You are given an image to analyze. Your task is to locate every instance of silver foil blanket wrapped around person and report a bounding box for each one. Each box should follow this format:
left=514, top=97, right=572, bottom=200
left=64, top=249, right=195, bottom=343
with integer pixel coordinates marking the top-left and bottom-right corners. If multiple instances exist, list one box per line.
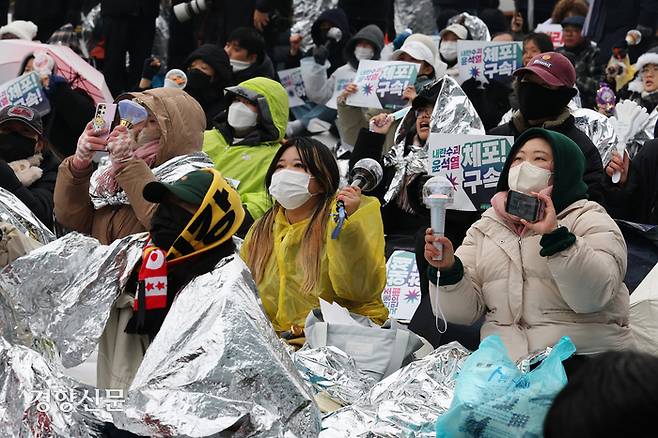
left=89, top=152, right=214, bottom=210
left=292, top=345, right=377, bottom=408
left=0, top=336, right=108, bottom=437
left=0, top=186, right=55, bottom=244
left=0, top=232, right=145, bottom=368
left=383, top=75, right=485, bottom=206
left=0, top=235, right=321, bottom=436
left=317, top=342, right=471, bottom=437
left=110, top=254, right=321, bottom=437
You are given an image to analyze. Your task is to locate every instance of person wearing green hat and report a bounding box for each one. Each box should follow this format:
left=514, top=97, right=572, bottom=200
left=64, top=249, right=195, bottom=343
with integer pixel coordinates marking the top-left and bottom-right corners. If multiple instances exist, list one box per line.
left=98, top=167, right=245, bottom=391
left=423, top=128, right=631, bottom=363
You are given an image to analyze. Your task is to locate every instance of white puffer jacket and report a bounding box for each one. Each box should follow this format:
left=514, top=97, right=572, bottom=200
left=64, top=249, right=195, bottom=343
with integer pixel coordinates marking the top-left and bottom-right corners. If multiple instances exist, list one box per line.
left=429, top=199, right=633, bottom=360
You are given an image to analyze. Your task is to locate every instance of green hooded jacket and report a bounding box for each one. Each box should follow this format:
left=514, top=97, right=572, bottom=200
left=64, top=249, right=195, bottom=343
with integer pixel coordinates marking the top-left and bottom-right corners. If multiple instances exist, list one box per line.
left=203, top=77, right=289, bottom=219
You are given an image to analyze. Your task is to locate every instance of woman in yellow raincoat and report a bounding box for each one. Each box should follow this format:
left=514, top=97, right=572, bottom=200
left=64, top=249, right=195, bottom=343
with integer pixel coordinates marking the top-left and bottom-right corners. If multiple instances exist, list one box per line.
left=241, top=137, right=388, bottom=335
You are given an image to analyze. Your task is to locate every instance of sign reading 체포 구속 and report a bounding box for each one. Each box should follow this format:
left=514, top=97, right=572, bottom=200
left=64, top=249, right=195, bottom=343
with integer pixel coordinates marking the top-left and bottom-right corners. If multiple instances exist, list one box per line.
left=457, top=40, right=523, bottom=85
left=428, top=133, right=514, bottom=212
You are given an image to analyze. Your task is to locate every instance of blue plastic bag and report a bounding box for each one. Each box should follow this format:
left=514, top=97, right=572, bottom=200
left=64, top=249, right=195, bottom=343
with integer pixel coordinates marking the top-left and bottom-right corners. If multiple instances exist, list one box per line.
left=436, top=335, right=576, bottom=438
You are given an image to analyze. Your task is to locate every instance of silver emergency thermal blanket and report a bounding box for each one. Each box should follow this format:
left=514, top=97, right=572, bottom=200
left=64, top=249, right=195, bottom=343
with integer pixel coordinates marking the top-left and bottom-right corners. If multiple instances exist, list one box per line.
left=383, top=75, right=485, bottom=205
left=319, top=342, right=470, bottom=437
left=89, top=152, right=214, bottom=210
left=0, top=186, right=54, bottom=244
left=0, top=235, right=321, bottom=436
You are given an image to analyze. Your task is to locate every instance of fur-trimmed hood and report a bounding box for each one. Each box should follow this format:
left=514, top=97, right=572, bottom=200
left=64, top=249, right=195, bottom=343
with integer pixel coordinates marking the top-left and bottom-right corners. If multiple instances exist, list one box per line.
left=628, top=52, right=658, bottom=93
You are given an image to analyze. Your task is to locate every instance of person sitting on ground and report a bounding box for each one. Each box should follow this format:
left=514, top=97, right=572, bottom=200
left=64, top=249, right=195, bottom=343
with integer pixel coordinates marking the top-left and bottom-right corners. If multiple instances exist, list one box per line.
left=241, top=137, right=388, bottom=339
left=0, top=105, right=59, bottom=228
left=104, top=168, right=245, bottom=390
left=425, top=128, right=631, bottom=363
left=286, top=24, right=384, bottom=138
left=438, top=23, right=469, bottom=79
left=54, top=88, right=207, bottom=244
left=203, top=77, right=288, bottom=229
left=181, top=45, right=233, bottom=129
left=544, top=350, right=658, bottom=438
left=225, top=27, right=276, bottom=84
left=556, top=15, right=602, bottom=109
left=338, top=34, right=446, bottom=150
left=286, top=7, right=351, bottom=76
left=490, top=52, right=607, bottom=207
left=619, top=47, right=658, bottom=114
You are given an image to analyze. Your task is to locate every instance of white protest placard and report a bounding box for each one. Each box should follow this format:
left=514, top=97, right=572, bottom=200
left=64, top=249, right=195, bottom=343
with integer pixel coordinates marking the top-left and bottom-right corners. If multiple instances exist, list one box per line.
left=382, top=250, right=421, bottom=322
left=278, top=67, right=307, bottom=108
left=535, top=23, right=564, bottom=48
left=326, top=68, right=355, bottom=109
left=428, top=133, right=514, bottom=212
left=0, top=71, right=50, bottom=115
left=457, top=40, right=523, bottom=85
left=346, top=60, right=418, bottom=110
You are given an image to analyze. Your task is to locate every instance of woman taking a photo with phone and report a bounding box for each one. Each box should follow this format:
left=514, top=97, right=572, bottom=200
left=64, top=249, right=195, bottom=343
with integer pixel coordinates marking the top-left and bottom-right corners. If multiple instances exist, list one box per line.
left=424, top=128, right=631, bottom=365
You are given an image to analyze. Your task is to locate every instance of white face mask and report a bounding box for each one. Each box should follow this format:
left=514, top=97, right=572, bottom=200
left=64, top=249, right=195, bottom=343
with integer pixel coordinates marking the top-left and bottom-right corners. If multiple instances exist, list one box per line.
left=440, top=41, right=458, bottom=62
left=230, top=59, right=251, bottom=72
left=269, top=169, right=313, bottom=210
left=354, top=46, right=374, bottom=61
left=227, top=101, right=258, bottom=130
left=508, top=161, right=553, bottom=194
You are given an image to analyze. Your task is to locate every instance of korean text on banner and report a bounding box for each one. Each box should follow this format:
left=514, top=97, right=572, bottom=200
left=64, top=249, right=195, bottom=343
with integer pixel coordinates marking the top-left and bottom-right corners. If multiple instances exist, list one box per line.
left=346, top=60, right=419, bottom=110
left=535, top=23, right=564, bottom=48
left=382, top=250, right=422, bottom=322
left=457, top=40, right=523, bottom=85
left=0, top=71, right=50, bottom=116
left=428, top=133, right=514, bottom=212
left=278, top=67, right=307, bottom=108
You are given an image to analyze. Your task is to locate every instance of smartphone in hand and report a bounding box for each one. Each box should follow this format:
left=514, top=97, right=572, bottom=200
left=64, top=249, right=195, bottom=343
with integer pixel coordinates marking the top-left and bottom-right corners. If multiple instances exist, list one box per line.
left=91, top=103, right=117, bottom=147
left=506, top=190, right=545, bottom=223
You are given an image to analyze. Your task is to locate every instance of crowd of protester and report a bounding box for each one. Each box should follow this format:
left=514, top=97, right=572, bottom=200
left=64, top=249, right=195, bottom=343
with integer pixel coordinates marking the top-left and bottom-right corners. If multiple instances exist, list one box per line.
left=2, top=0, right=658, bottom=434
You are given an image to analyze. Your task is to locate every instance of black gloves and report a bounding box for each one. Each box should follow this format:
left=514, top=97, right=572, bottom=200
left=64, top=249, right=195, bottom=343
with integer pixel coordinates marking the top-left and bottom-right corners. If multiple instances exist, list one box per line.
left=141, top=57, right=161, bottom=80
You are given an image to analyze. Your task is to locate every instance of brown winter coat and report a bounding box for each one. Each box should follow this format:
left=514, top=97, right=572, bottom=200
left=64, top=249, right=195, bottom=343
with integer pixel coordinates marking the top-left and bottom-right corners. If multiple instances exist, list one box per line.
left=54, top=88, right=206, bottom=244
left=430, top=200, right=633, bottom=361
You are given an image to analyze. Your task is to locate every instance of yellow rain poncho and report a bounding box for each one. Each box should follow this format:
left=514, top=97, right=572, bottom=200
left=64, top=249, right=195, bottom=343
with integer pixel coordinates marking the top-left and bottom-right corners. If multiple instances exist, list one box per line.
left=241, top=195, right=389, bottom=332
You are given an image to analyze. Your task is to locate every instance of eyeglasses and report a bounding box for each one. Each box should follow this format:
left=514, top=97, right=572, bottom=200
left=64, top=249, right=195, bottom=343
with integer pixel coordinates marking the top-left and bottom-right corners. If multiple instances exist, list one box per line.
left=414, top=108, right=432, bottom=118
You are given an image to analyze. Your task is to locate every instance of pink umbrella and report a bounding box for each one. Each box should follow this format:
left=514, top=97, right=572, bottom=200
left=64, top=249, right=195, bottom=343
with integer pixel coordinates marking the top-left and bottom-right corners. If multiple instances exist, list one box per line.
left=0, top=39, right=113, bottom=104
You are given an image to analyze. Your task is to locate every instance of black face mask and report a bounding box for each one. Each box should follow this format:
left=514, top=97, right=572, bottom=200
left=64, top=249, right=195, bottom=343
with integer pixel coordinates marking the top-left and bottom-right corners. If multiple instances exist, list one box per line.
left=150, top=202, right=195, bottom=250
left=0, top=132, right=37, bottom=162
left=517, top=81, right=575, bottom=121
left=186, top=69, right=216, bottom=106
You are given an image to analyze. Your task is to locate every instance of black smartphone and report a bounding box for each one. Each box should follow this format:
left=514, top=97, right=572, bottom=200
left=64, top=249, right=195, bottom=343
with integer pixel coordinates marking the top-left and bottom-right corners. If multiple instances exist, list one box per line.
left=506, top=190, right=545, bottom=223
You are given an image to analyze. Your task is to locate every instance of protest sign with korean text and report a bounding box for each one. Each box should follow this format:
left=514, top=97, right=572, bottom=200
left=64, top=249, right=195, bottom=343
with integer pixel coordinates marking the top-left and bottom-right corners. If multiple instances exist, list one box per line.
left=457, top=40, right=523, bottom=84
left=535, top=23, right=564, bottom=48
left=428, top=133, right=514, bottom=211
left=346, top=60, right=419, bottom=110
left=0, top=72, right=50, bottom=115
left=326, top=68, right=355, bottom=109
left=382, top=250, right=421, bottom=322
left=278, top=67, right=307, bottom=108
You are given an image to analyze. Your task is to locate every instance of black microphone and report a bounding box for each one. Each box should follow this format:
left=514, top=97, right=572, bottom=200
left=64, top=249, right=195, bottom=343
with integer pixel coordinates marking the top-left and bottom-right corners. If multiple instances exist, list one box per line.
left=314, top=27, right=343, bottom=65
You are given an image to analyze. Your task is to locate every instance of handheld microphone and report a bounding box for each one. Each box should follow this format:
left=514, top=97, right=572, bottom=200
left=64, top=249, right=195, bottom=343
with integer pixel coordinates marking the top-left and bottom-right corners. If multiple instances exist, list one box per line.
left=332, top=158, right=383, bottom=239
left=423, top=175, right=455, bottom=260
left=325, top=27, right=343, bottom=47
